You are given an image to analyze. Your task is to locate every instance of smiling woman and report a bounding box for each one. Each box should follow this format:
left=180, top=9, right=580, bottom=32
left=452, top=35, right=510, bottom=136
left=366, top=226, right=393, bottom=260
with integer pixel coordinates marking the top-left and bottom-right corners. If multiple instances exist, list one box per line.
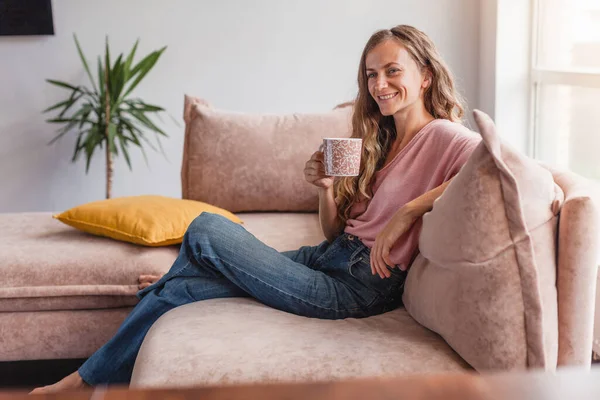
left=366, top=42, right=427, bottom=118
left=31, top=25, right=482, bottom=393
left=335, top=25, right=474, bottom=278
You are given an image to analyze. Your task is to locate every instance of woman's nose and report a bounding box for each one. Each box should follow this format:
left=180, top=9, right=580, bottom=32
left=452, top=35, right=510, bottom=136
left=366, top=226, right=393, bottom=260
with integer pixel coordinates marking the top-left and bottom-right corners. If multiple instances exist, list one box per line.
left=375, top=77, right=388, bottom=90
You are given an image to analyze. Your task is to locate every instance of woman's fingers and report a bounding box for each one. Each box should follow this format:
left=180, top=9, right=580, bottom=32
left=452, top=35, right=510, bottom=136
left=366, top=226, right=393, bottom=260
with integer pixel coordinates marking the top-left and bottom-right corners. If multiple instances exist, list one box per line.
left=372, top=241, right=385, bottom=279
left=371, top=239, right=392, bottom=279
left=370, top=255, right=376, bottom=276
left=138, top=282, right=152, bottom=290
left=304, top=160, right=325, bottom=175
left=378, top=249, right=389, bottom=278
left=306, top=160, right=325, bottom=172
left=382, top=247, right=393, bottom=270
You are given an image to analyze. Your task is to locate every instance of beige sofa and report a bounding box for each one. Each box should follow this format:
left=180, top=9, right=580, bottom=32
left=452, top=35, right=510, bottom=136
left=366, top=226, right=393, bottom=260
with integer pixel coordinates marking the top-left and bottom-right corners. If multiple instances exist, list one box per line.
left=1, top=99, right=598, bottom=387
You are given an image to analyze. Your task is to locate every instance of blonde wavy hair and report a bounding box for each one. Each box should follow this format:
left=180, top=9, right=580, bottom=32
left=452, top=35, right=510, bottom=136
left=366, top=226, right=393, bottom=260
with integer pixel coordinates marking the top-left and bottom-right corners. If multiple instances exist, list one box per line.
left=335, top=25, right=466, bottom=224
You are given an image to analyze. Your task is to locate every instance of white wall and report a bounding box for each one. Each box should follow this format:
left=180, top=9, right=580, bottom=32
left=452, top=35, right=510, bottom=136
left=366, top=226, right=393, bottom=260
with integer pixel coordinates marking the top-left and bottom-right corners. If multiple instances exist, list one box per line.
left=0, top=0, right=481, bottom=213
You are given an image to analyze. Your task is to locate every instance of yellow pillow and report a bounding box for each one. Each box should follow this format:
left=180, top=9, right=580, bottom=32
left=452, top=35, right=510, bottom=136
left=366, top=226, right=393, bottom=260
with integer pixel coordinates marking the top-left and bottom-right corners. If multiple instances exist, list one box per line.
left=53, top=195, right=243, bottom=246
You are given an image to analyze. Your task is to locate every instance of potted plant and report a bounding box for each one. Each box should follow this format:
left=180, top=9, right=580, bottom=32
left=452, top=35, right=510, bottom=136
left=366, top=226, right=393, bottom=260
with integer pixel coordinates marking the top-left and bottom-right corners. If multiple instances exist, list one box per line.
left=44, top=34, right=168, bottom=199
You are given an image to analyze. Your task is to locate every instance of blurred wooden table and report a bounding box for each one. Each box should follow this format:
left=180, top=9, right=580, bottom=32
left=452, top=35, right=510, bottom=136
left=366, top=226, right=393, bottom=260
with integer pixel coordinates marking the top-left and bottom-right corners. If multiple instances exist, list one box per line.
left=3, top=366, right=599, bottom=400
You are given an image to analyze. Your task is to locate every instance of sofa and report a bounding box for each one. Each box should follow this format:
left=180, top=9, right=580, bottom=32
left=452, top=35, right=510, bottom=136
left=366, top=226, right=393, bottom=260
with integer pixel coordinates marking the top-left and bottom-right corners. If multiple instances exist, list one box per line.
left=1, top=97, right=599, bottom=388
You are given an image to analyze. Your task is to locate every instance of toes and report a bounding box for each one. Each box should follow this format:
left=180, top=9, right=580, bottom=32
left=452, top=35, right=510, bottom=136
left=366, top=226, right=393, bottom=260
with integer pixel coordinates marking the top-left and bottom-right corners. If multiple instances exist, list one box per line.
left=138, top=275, right=159, bottom=283
left=29, top=386, right=49, bottom=395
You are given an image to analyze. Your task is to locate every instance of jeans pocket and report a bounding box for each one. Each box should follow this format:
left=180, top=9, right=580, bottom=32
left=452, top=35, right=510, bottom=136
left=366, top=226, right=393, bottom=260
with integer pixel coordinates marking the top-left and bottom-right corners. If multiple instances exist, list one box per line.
left=344, top=256, right=380, bottom=308
left=348, top=257, right=406, bottom=303
left=313, top=235, right=345, bottom=268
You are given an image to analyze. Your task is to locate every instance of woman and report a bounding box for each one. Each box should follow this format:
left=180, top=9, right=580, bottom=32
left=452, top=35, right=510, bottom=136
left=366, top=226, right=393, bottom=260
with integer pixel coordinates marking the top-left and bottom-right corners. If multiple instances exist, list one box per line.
left=31, top=24, right=480, bottom=393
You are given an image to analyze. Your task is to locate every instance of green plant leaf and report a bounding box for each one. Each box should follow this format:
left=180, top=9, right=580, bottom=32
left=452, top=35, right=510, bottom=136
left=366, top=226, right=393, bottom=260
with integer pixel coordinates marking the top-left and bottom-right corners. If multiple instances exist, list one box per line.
left=43, top=96, right=75, bottom=113
left=110, top=54, right=124, bottom=104
left=107, top=122, right=118, bottom=154
left=123, top=39, right=139, bottom=82
left=74, top=126, right=99, bottom=161
left=104, top=36, right=111, bottom=112
left=82, top=129, right=104, bottom=173
left=46, top=117, right=77, bottom=124
left=73, top=34, right=98, bottom=93
left=46, top=80, right=100, bottom=110
left=71, top=127, right=92, bottom=162
left=121, top=46, right=166, bottom=100
left=119, top=116, right=141, bottom=134
left=46, top=79, right=80, bottom=92
left=47, top=104, right=96, bottom=144
left=124, top=99, right=164, bottom=113
left=44, top=37, right=169, bottom=176
left=58, top=91, right=85, bottom=118
left=128, top=110, right=167, bottom=136
left=97, top=56, right=105, bottom=97
left=104, top=36, right=111, bottom=78
left=78, top=103, right=95, bottom=129
left=121, top=117, right=158, bottom=152
left=117, top=128, right=132, bottom=170
left=138, top=104, right=164, bottom=112
left=48, top=128, right=72, bottom=145
left=47, top=119, right=81, bottom=144
left=121, top=122, right=149, bottom=166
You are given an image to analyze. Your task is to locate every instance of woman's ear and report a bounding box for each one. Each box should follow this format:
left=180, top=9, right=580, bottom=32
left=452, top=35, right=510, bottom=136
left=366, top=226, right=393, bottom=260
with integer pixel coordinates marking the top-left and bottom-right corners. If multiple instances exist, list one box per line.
left=422, top=71, right=432, bottom=89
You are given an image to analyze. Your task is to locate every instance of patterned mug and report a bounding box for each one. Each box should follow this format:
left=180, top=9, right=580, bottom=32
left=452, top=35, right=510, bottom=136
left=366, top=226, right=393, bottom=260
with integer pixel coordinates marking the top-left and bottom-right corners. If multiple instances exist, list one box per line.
left=320, top=138, right=362, bottom=176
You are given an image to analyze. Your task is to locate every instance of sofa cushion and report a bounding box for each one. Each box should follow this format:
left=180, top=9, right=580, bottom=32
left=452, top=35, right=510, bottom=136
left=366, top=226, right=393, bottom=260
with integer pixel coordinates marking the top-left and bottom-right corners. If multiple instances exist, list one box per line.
left=181, top=95, right=353, bottom=212
left=0, top=212, right=179, bottom=312
left=54, top=195, right=243, bottom=247
left=403, top=110, right=563, bottom=371
left=130, top=298, right=470, bottom=388
left=0, top=212, right=324, bottom=313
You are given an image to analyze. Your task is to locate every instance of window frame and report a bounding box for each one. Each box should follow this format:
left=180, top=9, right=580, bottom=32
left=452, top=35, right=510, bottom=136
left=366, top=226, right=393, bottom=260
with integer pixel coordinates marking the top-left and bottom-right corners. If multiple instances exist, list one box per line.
left=529, top=0, right=600, bottom=160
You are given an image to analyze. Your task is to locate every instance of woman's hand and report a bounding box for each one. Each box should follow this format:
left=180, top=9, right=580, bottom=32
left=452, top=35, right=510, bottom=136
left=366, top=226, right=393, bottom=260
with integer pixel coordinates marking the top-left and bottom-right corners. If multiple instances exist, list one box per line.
left=138, top=274, right=162, bottom=290
left=304, top=150, right=334, bottom=189
left=370, top=206, right=419, bottom=278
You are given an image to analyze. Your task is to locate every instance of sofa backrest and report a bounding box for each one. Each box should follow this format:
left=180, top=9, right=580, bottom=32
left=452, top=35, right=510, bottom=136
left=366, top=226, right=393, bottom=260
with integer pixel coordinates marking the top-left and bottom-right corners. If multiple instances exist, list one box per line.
left=549, top=168, right=600, bottom=366
left=180, top=95, right=353, bottom=213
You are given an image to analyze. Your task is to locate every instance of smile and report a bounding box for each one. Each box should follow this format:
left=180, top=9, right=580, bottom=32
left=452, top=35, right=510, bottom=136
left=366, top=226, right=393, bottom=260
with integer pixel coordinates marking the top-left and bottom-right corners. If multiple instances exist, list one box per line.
left=378, top=93, right=398, bottom=101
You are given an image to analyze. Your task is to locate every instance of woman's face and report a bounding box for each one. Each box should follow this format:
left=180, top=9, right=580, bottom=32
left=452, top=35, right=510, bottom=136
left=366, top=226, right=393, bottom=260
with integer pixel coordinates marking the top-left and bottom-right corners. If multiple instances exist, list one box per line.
left=365, top=40, right=429, bottom=117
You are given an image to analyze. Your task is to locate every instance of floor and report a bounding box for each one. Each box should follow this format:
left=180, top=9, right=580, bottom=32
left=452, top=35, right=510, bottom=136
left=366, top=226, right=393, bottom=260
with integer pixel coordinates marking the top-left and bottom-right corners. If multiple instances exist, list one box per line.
left=0, top=358, right=86, bottom=392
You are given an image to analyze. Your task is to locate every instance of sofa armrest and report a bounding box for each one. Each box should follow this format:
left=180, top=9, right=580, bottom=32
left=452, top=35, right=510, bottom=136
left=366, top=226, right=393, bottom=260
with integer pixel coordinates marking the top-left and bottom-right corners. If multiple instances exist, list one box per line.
left=550, top=168, right=600, bottom=366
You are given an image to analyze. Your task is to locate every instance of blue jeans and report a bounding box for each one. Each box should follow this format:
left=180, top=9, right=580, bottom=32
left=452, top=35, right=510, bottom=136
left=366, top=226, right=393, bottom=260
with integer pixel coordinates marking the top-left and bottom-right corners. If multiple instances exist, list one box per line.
left=78, top=213, right=407, bottom=385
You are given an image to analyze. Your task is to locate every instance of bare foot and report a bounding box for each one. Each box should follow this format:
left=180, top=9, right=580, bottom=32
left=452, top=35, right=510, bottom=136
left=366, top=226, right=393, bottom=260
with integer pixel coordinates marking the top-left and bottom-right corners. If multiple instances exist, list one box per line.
left=29, top=370, right=89, bottom=394
left=138, top=274, right=162, bottom=290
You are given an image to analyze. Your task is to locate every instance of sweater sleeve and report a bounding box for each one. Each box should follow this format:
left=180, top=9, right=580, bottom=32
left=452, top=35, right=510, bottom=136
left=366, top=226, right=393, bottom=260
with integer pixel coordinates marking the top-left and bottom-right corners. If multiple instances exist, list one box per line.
left=443, top=136, right=482, bottom=181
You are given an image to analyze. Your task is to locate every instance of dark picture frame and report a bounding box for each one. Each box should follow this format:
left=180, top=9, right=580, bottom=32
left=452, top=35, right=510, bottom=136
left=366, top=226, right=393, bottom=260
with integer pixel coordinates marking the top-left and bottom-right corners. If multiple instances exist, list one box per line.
left=0, top=0, right=54, bottom=36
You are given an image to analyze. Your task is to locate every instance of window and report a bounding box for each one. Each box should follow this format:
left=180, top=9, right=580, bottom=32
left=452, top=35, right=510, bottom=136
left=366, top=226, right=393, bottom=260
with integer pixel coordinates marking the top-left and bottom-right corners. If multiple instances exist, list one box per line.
left=531, top=0, right=600, bottom=181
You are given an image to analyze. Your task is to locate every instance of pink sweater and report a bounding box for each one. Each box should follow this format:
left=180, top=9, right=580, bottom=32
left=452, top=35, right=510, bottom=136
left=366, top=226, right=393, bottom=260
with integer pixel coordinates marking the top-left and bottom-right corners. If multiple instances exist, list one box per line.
left=344, top=118, right=481, bottom=270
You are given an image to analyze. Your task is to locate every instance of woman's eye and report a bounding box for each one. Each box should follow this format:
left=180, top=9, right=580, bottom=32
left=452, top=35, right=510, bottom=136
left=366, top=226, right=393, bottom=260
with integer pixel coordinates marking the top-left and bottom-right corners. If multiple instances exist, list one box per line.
left=367, top=73, right=376, bottom=79
left=388, top=68, right=399, bottom=74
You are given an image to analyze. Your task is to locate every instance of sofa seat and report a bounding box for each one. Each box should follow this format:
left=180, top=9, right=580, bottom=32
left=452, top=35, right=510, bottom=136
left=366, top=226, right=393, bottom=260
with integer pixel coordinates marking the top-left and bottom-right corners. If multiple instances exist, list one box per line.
left=0, top=212, right=180, bottom=313
left=131, top=298, right=470, bottom=388
left=0, top=212, right=324, bottom=313
left=0, top=211, right=325, bottom=361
